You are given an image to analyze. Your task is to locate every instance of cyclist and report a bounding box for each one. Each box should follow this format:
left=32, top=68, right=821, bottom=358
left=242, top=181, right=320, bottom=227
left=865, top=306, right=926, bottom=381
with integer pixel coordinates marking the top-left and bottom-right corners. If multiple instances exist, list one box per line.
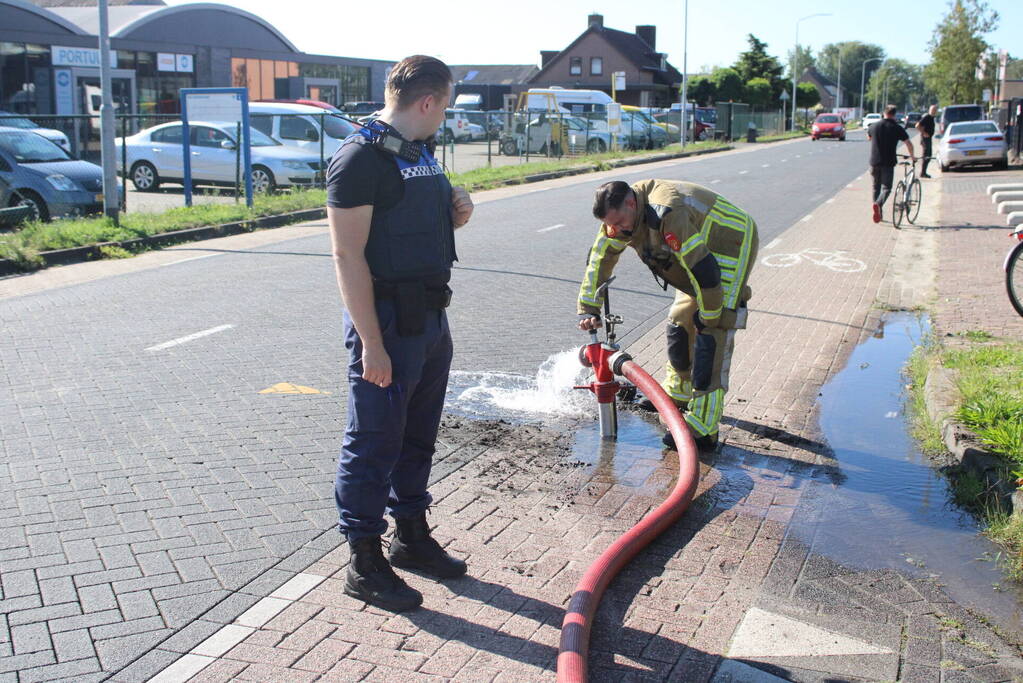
left=867, top=104, right=915, bottom=223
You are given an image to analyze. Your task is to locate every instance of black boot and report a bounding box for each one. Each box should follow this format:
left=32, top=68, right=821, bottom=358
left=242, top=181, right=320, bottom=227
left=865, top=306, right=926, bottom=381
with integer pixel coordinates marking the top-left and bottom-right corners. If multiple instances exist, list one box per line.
left=662, top=429, right=719, bottom=452
left=389, top=513, right=467, bottom=579
left=344, top=536, right=422, bottom=612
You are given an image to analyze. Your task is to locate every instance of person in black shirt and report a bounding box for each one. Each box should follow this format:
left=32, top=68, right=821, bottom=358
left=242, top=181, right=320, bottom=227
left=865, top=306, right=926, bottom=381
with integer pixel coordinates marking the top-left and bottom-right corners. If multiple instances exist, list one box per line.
left=916, top=104, right=937, bottom=178
left=867, top=104, right=915, bottom=223
left=327, top=55, right=473, bottom=612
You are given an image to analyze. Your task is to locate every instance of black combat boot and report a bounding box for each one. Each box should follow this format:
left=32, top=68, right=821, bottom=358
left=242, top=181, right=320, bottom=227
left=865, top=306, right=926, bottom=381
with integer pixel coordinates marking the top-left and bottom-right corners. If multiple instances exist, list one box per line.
left=662, top=429, right=718, bottom=452
left=344, top=536, right=422, bottom=612
left=388, top=513, right=467, bottom=580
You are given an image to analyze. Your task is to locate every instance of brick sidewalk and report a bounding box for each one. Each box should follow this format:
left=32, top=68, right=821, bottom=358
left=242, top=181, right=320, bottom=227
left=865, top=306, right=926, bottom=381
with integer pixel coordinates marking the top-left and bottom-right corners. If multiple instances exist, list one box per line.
left=134, top=168, right=1023, bottom=682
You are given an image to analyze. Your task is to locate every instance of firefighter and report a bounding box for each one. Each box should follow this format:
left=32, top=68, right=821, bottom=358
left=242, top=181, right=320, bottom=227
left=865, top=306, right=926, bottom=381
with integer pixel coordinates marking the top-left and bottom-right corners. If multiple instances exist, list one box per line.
left=577, top=180, right=758, bottom=450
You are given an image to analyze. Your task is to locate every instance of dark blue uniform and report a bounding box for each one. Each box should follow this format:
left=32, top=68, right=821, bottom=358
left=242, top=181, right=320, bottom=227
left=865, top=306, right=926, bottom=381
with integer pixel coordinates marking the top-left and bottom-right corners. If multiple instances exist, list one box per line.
left=327, top=122, right=456, bottom=541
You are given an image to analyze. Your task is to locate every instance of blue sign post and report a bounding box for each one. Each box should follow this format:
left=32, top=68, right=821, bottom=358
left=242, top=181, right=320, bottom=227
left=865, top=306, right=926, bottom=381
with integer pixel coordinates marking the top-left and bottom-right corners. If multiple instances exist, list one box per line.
left=179, top=88, right=252, bottom=208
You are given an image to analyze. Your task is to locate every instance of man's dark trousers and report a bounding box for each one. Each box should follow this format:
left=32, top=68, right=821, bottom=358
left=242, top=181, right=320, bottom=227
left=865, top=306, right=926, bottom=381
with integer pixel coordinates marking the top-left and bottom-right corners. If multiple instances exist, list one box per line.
left=920, top=137, right=932, bottom=175
left=335, top=299, right=452, bottom=541
left=871, top=165, right=895, bottom=207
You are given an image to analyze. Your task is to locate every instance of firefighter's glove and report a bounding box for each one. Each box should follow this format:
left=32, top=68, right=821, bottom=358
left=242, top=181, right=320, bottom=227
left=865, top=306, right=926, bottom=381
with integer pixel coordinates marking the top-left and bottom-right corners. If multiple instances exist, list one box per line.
left=692, top=311, right=720, bottom=332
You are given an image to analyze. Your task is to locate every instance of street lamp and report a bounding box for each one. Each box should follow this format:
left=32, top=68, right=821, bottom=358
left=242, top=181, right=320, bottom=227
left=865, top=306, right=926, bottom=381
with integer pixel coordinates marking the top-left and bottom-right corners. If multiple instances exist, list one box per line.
left=680, top=0, right=688, bottom=149
left=792, top=13, right=831, bottom=132
left=859, top=57, right=883, bottom=118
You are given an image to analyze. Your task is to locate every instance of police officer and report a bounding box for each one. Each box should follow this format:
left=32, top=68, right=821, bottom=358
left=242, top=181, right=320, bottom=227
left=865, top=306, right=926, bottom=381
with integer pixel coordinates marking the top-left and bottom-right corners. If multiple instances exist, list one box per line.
left=327, top=55, right=473, bottom=612
left=577, top=180, right=758, bottom=451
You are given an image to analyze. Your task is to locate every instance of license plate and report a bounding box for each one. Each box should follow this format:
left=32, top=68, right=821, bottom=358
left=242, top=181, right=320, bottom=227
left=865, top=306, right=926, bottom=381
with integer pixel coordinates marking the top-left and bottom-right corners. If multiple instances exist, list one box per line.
left=965, top=150, right=985, bottom=156
left=94, top=193, right=104, bottom=201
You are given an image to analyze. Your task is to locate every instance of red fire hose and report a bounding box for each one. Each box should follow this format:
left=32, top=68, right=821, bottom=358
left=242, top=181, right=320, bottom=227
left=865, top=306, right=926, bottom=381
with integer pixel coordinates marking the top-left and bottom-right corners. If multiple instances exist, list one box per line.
left=557, top=352, right=701, bottom=683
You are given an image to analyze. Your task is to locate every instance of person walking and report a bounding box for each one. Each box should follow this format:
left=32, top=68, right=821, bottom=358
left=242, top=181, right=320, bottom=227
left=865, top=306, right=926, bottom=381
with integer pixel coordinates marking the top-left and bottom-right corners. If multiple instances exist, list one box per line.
left=916, top=104, right=937, bottom=178
left=576, top=179, right=758, bottom=452
left=867, top=104, right=915, bottom=223
left=326, top=55, right=474, bottom=612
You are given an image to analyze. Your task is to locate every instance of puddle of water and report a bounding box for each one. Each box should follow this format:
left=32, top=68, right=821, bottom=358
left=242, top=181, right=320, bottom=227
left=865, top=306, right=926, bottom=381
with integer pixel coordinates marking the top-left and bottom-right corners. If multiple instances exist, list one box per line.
left=813, top=311, right=1023, bottom=632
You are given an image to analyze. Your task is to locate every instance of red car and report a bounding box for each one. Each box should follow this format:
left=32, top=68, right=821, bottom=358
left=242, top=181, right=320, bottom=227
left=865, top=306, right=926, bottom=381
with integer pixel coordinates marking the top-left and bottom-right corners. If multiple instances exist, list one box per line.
left=811, top=113, right=845, bottom=141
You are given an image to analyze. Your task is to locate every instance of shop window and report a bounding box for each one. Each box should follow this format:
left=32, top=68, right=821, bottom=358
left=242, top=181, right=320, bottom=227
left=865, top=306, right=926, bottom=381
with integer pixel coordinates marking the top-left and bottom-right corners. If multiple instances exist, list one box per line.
left=570, top=57, right=582, bottom=76
left=1, top=42, right=29, bottom=113
left=591, top=57, right=602, bottom=76
left=117, top=50, right=135, bottom=70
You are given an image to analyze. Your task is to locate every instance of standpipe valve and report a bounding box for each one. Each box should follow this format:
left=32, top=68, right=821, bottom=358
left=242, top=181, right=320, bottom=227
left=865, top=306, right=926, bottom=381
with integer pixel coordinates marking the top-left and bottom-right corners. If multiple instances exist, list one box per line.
left=574, top=278, right=631, bottom=439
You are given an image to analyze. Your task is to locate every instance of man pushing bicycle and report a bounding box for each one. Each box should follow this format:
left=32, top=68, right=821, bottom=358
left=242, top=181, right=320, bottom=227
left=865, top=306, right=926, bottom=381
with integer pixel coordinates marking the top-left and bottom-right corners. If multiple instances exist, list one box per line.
left=867, top=105, right=915, bottom=224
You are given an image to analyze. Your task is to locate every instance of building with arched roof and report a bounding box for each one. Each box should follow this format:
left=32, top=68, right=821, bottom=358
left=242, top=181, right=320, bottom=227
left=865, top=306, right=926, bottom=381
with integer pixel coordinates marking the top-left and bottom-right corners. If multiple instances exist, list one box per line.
left=0, top=0, right=393, bottom=117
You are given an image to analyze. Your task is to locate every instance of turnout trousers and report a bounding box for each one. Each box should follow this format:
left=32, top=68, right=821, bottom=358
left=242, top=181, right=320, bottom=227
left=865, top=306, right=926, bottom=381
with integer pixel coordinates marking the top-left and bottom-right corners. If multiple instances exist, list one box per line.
left=662, top=212, right=758, bottom=438
left=335, top=299, right=453, bottom=541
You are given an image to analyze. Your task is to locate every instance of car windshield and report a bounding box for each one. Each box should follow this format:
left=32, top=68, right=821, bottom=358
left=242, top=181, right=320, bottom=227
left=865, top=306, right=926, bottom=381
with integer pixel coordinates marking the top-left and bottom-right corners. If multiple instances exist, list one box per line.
left=817, top=115, right=840, bottom=123
left=0, top=130, right=71, bottom=162
left=948, top=122, right=999, bottom=135
left=0, top=114, right=39, bottom=130
left=323, top=115, right=355, bottom=139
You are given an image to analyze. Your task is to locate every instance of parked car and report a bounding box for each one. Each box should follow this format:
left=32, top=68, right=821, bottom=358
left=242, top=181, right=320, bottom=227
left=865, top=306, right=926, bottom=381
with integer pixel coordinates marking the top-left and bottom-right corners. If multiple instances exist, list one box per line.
left=0, top=127, right=118, bottom=221
left=938, top=104, right=985, bottom=136
left=115, top=120, right=321, bottom=193
left=904, top=112, right=922, bottom=129
left=0, top=175, right=33, bottom=227
left=438, top=109, right=472, bottom=143
left=501, top=115, right=625, bottom=156
left=861, top=113, right=882, bottom=130
left=936, top=120, right=1008, bottom=172
left=622, top=106, right=669, bottom=149
left=248, top=102, right=357, bottom=158
left=465, top=122, right=487, bottom=142
left=0, top=110, right=71, bottom=152
left=811, top=113, right=845, bottom=141
left=342, top=101, right=385, bottom=115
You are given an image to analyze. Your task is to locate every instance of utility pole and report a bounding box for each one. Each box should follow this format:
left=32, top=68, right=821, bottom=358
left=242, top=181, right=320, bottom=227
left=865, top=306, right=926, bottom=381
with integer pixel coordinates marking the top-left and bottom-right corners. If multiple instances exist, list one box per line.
left=680, top=0, right=688, bottom=149
left=98, top=0, right=118, bottom=224
left=859, top=57, right=883, bottom=118
left=836, top=49, right=842, bottom=111
left=792, top=13, right=831, bottom=132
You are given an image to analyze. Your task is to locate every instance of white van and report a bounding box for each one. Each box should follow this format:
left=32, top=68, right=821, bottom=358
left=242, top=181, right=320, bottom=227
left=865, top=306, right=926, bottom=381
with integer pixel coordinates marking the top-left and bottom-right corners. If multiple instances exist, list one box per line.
left=525, top=88, right=613, bottom=114
left=247, top=102, right=357, bottom=157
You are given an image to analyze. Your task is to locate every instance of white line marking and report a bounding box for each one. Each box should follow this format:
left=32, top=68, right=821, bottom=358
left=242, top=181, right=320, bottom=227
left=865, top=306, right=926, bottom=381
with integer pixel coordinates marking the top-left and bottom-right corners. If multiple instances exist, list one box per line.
left=537, top=223, right=566, bottom=233
left=764, top=238, right=781, bottom=250
left=826, top=198, right=836, bottom=204
left=711, top=179, right=721, bottom=184
left=161, top=253, right=219, bottom=267
left=236, top=596, right=290, bottom=628
left=145, top=324, right=234, bottom=352
left=192, top=625, right=254, bottom=657
left=885, top=411, right=898, bottom=419
left=739, top=170, right=749, bottom=175
left=761, top=164, right=770, bottom=168
left=801, top=215, right=813, bottom=222
left=270, top=573, right=326, bottom=601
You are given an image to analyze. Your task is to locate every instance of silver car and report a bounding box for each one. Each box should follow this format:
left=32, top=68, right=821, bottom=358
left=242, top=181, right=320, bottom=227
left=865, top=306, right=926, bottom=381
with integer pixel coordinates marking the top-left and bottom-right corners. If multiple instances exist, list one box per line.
left=0, top=111, right=71, bottom=152
left=116, top=120, right=322, bottom=193
left=936, top=120, right=1008, bottom=172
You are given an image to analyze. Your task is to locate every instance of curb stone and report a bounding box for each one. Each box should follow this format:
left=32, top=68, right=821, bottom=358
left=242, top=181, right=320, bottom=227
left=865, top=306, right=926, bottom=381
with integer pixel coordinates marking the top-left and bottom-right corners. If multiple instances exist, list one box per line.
left=922, top=364, right=1020, bottom=509
left=0, top=145, right=735, bottom=277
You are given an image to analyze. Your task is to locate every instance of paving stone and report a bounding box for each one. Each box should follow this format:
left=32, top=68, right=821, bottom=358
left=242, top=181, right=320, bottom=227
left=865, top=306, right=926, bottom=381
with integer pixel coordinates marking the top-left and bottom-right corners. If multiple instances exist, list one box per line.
left=11, top=622, right=52, bottom=654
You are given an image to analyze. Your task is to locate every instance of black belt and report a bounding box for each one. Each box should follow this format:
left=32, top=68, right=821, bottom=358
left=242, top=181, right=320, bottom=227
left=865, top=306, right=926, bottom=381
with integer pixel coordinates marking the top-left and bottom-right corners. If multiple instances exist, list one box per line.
left=374, top=282, right=452, bottom=310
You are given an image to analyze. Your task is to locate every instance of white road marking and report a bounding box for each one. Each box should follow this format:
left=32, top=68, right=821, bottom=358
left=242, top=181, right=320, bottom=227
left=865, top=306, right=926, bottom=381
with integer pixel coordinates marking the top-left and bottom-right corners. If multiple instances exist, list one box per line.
left=739, top=170, right=749, bottom=175
left=161, top=253, right=220, bottom=267
left=537, top=223, right=566, bottom=233
left=801, top=214, right=813, bottom=222
left=764, top=238, right=781, bottom=250
left=761, top=164, right=770, bottom=168
left=145, top=324, right=234, bottom=352
left=711, top=179, right=721, bottom=184
left=826, top=198, right=836, bottom=204
left=885, top=411, right=898, bottom=418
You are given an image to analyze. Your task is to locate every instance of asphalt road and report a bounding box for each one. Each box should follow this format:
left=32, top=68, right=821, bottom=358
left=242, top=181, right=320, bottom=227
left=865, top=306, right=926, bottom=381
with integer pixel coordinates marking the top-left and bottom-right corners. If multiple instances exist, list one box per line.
left=0, top=130, right=874, bottom=679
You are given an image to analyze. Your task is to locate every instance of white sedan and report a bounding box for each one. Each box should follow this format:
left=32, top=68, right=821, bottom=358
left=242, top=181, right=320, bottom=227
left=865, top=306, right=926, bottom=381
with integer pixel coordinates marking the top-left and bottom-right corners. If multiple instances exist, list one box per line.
left=116, top=120, right=322, bottom=193
left=936, top=120, right=1008, bottom=172
left=860, top=113, right=882, bottom=130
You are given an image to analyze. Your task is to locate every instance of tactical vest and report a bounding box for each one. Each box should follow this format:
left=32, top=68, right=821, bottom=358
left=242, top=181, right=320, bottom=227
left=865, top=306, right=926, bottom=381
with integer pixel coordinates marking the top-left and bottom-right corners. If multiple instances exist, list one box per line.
left=341, top=123, right=457, bottom=283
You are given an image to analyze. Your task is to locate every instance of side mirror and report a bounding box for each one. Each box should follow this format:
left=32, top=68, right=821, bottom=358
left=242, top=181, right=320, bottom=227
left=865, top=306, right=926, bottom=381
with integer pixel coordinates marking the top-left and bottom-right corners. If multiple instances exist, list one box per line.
left=220, top=139, right=237, bottom=150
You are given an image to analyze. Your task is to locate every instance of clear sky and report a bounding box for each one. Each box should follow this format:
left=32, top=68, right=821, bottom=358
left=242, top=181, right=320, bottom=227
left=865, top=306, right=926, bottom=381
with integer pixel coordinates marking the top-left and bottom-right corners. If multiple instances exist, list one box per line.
left=166, top=0, right=1020, bottom=73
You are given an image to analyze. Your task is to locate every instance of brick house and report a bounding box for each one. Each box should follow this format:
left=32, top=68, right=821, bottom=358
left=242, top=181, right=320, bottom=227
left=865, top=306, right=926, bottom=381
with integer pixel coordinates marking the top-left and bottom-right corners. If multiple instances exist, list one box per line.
left=799, top=66, right=846, bottom=110
left=529, top=13, right=682, bottom=108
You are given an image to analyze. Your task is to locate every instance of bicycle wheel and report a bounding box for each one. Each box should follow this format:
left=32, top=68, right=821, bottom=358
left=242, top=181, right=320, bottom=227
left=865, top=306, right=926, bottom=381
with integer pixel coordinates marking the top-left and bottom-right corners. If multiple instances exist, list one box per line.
left=892, top=181, right=906, bottom=228
left=906, top=178, right=922, bottom=224
left=1007, top=241, right=1023, bottom=318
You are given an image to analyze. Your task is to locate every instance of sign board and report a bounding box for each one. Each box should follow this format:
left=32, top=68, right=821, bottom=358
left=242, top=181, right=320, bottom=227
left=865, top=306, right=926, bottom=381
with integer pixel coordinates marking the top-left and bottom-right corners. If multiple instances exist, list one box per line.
left=613, top=71, right=626, bottom=92
left=983, top=88, right=992, bottom=102
left=52, top=45, right=116, bottom=69
left=606, top=102, right=622, bottom=133
left=176, top=54, right=193, bottom=73
left=157, top=53, right=177, bottom=72
left=779, top=90, right=790, bottom=101
left=180, top=88, right=252, bottom=207
left=54, top=68, right=73, bottom=116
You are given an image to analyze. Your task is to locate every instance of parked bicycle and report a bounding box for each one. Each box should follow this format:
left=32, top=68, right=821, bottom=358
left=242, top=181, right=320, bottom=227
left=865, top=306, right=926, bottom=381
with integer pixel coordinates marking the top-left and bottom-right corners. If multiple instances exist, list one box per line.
left=891, top=154, right=925, bottom=228
left=1006, top=225, right=1023, bottom=318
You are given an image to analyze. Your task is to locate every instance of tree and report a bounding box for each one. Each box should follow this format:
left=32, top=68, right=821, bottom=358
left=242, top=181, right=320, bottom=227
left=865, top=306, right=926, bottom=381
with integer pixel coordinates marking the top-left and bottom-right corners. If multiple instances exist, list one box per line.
left=687, top=75, right=716, bottom=106
left=817, top=41, right=886, bottom=108
left=796, top=82, right=820, bottom=109
left=786, top=44, right=816, bottom=81
left=733, top=34, right=785, bottom=98
left=924, top=0, right=999, bottom=104
left=745, top=78, right=772, bottom=108
left=866, top=59, right=928, bottom=111
left=709, top=67, right=744, bottom=102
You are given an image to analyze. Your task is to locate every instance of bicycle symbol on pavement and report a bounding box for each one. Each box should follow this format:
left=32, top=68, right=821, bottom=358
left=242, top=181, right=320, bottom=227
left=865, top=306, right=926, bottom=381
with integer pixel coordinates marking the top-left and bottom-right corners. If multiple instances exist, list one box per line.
left=761, top=248, right=866, bottom=273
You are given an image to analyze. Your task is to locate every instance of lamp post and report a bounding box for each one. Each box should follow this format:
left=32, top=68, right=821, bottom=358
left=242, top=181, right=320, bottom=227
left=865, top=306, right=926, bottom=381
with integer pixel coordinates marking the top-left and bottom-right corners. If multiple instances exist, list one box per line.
left=836, top=49, right=841, bottom=111
left=859, top=57, right=883, bottom=118
left=792, top=13, right=831, bottom=132
left=680, top=0, right=688, bottom=149
left=98, top=0, right=118, bottom=224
